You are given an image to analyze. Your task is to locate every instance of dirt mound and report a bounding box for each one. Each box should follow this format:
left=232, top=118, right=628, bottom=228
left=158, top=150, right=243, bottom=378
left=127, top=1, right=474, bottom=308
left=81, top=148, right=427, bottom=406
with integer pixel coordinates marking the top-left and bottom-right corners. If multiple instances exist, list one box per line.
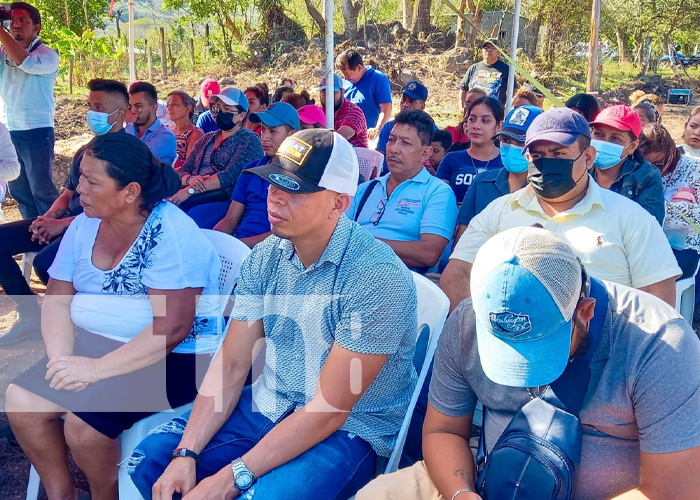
left=54, top=97, right=90, bottom=141
left=598, top=74, right=700, bottom=105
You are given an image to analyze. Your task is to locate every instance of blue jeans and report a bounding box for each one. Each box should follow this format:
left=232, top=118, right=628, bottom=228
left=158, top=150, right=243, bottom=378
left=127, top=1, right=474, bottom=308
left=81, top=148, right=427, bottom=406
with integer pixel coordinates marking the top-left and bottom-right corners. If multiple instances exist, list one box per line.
left=8, top=127, right=59, bottom=219
left=128, top=387, right=378, bottom=500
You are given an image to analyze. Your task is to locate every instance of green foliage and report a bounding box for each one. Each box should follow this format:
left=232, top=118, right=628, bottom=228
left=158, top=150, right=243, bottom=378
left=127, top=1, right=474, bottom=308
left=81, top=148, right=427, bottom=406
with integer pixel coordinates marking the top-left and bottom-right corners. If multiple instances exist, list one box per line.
left=33, top=0, right=108, bottom=42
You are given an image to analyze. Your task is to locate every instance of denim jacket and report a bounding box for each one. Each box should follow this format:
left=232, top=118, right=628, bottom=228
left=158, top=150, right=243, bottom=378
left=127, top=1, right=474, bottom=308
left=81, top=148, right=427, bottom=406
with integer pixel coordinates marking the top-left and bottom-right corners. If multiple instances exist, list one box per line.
left=594, top=152, right=665, bottom=226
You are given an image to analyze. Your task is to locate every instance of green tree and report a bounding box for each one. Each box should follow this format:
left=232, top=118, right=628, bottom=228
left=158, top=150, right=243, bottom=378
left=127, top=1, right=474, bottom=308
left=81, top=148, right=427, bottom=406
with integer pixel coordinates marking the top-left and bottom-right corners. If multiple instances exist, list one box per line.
left=33, top=0, right=108, bottom=41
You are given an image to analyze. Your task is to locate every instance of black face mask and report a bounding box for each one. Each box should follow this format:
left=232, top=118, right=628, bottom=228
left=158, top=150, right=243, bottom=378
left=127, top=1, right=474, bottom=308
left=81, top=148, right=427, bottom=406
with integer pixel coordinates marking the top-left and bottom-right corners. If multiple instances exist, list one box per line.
left=214, top=110, right=237, bottom=131
left=527, top=151, right=586, bottom=199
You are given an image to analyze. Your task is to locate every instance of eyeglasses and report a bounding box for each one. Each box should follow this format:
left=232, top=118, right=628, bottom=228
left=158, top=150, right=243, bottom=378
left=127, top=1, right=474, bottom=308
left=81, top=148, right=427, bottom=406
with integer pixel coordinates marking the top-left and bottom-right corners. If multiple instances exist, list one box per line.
left=370, top=199, right=387, bottom=226
left=211, top=103, right=240, bottom=114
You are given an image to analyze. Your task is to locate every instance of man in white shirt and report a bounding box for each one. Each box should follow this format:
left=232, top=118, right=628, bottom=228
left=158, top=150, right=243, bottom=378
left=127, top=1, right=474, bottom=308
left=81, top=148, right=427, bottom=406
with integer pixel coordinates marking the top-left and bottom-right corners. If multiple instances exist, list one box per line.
left=0, top=2, right=59, bottom=219
left=441, top=107, right=681, bottom=311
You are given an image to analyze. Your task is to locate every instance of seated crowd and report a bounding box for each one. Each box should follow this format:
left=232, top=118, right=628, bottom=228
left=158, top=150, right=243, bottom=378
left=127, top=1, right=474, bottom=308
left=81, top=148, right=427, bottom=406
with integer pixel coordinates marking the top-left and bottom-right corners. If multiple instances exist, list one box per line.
left=2, top=34, right=700, bottom=500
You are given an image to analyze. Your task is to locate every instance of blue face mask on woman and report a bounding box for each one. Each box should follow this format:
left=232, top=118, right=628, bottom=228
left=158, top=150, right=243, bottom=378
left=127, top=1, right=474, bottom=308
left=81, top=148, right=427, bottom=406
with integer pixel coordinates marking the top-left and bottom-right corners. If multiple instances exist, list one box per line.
left=591, top=139, right=627, bottom=169
left=87, top=109, right=119, bottom=135
left=500, top=143, right=529, bottom=173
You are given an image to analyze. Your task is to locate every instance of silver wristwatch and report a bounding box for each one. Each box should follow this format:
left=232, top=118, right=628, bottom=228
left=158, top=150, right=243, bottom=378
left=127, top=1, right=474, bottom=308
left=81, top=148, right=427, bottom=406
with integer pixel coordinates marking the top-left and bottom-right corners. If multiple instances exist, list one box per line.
left=231, top=458, right=254, bottom=491
left=187, top=187, right=196, bottom=196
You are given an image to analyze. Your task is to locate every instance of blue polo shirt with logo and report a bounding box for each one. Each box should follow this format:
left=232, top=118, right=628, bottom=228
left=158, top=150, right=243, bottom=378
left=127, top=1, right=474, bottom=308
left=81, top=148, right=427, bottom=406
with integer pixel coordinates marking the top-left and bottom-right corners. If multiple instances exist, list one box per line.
left=348, top=167, right=458, bottom=244
left=233, top=156, right=272, bottom=238
left=344, top=66, right=392, bottom=129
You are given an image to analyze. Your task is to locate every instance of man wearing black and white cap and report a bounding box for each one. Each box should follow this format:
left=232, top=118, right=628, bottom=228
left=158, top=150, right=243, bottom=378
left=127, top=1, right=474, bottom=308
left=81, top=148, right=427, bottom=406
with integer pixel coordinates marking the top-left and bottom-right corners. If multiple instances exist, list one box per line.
left=130, top=129, right=421, bottom=500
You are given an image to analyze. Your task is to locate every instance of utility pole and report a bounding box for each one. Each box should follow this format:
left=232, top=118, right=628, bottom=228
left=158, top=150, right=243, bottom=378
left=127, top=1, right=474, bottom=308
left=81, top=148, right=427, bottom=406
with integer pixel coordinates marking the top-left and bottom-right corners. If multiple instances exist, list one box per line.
left=586, top=0, right=601, bottom=92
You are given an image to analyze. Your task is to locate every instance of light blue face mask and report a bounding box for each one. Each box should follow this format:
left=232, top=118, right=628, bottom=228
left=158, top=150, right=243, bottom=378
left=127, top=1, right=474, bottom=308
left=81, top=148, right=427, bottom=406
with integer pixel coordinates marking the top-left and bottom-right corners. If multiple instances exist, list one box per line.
left=500, top=143, right=529, bottom=173
left=591, top=139, right=627, bottom=169
left=87, top=109, right=119, bottom=135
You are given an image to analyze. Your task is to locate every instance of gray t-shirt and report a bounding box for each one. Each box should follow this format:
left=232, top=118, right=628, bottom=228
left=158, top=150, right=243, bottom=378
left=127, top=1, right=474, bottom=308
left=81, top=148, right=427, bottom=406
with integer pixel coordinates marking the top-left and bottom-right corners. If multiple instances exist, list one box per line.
left=429, top=281, right=700, bottom=500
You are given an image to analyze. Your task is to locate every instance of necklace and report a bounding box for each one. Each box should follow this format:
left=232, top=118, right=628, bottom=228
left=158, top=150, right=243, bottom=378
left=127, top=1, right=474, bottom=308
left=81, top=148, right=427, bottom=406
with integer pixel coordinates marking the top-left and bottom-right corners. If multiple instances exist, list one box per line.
left=469, top=148, right=497, bottom=172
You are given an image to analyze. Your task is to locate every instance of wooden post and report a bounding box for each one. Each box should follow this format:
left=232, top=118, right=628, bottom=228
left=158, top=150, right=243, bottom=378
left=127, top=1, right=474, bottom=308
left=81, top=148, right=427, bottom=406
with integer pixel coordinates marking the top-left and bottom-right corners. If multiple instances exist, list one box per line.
left=68, top=57, right=73, bottom=95
left=147, top=46, right=153, bottom=81
left=159, top=27, right=167, bottom=77
left=205, top=24, right=210, bottom=46
left=188, top=38, right=195, bottom=68
left=586, top=0, right=601, bottom=92
left=168, top=40, right=175, bottom=73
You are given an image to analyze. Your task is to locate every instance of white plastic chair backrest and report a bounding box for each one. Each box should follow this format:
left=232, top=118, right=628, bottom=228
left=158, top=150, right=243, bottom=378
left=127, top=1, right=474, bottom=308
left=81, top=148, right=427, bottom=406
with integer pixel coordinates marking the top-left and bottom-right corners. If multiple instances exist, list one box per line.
left=384, top=272, right=450, bottom=473
left=355, top=147, right=383, bottom=182
left=201, top=229, right=251, bottom=310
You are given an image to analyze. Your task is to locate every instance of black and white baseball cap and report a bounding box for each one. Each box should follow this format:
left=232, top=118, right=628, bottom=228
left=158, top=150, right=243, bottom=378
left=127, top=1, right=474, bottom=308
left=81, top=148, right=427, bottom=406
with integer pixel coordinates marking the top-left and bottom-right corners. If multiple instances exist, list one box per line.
left=244, top=129, right=359, bottom=196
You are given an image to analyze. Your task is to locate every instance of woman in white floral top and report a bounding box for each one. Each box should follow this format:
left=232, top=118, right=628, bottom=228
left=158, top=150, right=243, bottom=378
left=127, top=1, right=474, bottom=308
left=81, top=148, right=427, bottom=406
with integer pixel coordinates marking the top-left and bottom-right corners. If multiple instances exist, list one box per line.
left=640, top=123, right=700, bottom=278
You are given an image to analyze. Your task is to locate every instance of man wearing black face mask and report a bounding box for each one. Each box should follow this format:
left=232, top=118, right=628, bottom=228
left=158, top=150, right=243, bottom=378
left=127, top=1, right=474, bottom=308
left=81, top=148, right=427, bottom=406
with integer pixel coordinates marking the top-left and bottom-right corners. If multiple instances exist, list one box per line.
left=441, top=107, right=681, bottom=311
left=173, top=87, right=263, bottom=228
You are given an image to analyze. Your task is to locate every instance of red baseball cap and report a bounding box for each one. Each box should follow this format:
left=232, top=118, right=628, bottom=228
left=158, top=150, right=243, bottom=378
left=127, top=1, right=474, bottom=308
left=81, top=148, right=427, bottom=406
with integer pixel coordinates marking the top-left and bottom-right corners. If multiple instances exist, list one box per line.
left=297, top=105, right=327, bottom=127
left=590, top=104, right=642, bottom=138
left=200, top=78, right=221, bottom=108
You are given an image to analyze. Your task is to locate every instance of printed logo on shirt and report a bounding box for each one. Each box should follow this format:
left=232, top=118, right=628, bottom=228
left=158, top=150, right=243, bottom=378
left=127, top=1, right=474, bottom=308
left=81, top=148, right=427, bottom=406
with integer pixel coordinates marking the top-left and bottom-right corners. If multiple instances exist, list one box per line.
left=397, top=198, right=421, bottom=208
left=489, top=311, right=533, bottom=337
left=269, top=173, right=300, bottom=191
left=471, top=70, right=504, bottom=99
left=276, top=137, right=312, bottom=166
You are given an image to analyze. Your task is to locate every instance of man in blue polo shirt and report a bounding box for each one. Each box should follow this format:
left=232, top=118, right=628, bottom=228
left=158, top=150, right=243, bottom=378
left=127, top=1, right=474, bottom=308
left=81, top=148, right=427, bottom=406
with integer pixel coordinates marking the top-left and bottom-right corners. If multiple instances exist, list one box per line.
left=213, top=102, right=299, bottom=247
left=349, top=110, right=457, bottom=273
left=377, top=81, right=435, bottom=174
left=126, top=81, right=177, bottom=165
left=336, top=49, right=393, bottom=139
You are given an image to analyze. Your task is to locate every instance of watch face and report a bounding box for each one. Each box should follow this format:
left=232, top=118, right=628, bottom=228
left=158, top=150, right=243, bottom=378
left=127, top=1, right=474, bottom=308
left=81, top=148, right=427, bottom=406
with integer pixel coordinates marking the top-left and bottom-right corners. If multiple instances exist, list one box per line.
left=188, top=187, right=196, bottom=195
left=236, top=471, right=254, bottom=489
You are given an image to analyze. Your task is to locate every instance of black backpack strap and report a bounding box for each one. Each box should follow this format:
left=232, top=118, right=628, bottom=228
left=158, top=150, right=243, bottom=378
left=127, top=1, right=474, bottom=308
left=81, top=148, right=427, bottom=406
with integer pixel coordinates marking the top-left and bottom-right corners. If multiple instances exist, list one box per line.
left=353, top=180, right=380, bottom=222
left=547, top=278, right=608, bottom=415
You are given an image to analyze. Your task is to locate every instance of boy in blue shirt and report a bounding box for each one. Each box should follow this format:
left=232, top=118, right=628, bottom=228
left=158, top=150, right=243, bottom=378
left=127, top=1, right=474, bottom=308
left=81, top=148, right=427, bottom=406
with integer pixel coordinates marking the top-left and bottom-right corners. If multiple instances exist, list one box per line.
left=336, top=49, right=393, bottom=139
left=213, top=102, right=300, bottom=246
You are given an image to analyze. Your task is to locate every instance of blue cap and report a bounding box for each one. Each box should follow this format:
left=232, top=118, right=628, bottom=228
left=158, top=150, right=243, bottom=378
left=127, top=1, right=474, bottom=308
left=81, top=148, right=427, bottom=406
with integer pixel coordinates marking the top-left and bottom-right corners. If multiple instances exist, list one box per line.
left=403, top=81, right=428, bottom=101
left=249, top=102, right=300, bottom=130
left=524, top=107, right=591, bottom=148
left=319, top=74, right=343, bottom=91
left=470, top=227, right=583, bottom=387
left=210, top=87, right=248, bottom=113
left=495, top=105, right=542, bottom=143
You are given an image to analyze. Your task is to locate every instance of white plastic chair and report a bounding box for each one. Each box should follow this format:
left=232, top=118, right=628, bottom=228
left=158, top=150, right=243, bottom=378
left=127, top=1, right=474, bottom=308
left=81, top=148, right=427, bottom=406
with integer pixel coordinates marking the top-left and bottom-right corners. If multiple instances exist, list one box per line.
left=384, top=272, right=450, bottom=473
left=675, top=259, right=700, bottom=324
left=355, top=147, right=383, bottom=182
left=26, top=230, right=250, bottom=500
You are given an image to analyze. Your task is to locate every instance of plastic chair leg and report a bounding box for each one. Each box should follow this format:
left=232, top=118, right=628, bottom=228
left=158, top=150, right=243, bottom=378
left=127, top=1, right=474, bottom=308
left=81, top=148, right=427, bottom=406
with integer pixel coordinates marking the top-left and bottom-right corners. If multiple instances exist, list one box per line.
left=25, top=464, right=40, bottom=500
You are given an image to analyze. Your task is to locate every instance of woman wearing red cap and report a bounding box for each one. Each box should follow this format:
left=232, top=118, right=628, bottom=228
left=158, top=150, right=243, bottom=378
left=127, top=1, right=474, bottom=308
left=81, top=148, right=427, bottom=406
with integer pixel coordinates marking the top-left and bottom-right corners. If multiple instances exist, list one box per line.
left=589, top=104, right=665, bottom=225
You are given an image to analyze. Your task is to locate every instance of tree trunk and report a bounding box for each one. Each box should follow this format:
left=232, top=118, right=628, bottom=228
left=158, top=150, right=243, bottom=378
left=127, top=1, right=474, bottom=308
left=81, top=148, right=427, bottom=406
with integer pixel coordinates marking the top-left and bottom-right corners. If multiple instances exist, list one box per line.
left=411, top=0, right=432, bottom=36
left=527, top=2, right=543, bottom=58
left=455, top=0, right=467, bottom=47
left=159, top=27, right=167, bottom=76
left=402, top=0, right=413, bottom=29
left=63, top=0, right=71, bottom=30
left=82, top=0, right=90, bottom=31
left=304, top=0, right=326, bottom=35
left=115, top=15, right=121, bottom=39
left=616, top=29, right=627, bottom=63
left=341, top=0, right=362, bottom=40
left=465, top=0, right=484, bottom=49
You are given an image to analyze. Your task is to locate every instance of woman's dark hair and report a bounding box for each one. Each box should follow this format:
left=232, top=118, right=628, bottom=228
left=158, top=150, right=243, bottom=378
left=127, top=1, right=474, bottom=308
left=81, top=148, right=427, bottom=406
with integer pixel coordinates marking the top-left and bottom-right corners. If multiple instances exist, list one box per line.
left=244, top=85, right=270, bottom=107
left=394, top=109, right=436, bottom=146
left=639, top=122, right=681, bottom=175
left=281, top=92, right=314, bottom=109
left=633, top=102, right=660, bottom=124
left=432, top=130, right=453, bottom=151
left=467, top=96, right=505, bottom=124
left=85, top=133, right=181, bottom=212
left=167, top=90, right=196, bottom=120
left=272, top=86, right=294, bottom=103
left=565, top=93, right=601, bottom=122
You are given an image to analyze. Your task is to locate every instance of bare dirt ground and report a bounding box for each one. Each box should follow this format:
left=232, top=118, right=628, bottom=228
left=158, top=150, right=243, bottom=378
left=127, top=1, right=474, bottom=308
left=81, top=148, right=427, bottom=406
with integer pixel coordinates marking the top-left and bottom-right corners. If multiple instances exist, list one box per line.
left=0, top=53, right=699, bottom=497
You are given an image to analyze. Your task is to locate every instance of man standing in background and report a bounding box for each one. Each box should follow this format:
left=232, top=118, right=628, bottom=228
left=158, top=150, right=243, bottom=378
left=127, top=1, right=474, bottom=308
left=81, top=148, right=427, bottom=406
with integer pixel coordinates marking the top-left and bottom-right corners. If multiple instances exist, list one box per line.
left=0, top=2, right=59, bottom=219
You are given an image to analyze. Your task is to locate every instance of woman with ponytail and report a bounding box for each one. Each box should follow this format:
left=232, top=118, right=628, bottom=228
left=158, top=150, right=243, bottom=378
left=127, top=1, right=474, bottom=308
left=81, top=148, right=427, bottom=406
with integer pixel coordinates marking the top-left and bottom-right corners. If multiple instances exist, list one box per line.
left=6, top=132, right=224, bottom=500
